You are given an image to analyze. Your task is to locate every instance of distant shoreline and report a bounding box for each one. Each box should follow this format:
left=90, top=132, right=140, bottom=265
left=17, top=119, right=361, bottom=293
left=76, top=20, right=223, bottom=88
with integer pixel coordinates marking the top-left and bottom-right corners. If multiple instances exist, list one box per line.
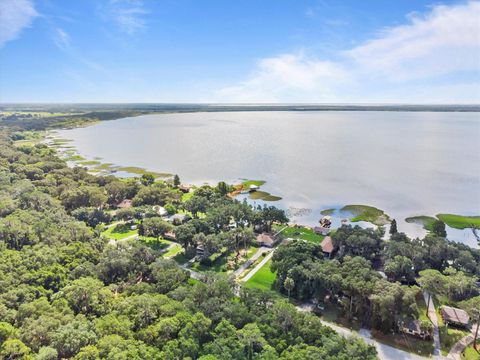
left=2, top=103, right=480, bottom=113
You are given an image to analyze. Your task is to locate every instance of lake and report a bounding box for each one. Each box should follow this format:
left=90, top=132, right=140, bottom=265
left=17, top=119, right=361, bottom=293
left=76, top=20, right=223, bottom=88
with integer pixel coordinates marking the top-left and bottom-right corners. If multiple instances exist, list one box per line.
left=57, top=111, right=480, bottom=248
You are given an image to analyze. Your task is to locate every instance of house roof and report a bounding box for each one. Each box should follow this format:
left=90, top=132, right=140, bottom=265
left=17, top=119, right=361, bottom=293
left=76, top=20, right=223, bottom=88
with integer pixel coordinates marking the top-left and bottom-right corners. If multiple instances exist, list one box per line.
left=321, top=236, right=334, bottom=253
left=256, top=233, right=275, bottom=246
left=117, top=199, right=133, bottom=209
left=404, top=320, right=422, bottom=333
left=440, top=306, right=470, bottom=325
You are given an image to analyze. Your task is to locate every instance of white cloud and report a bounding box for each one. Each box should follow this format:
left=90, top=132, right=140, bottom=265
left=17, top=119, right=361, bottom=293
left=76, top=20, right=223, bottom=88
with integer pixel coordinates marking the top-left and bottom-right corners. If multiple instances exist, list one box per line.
left=106, top=0, right=148, bottom=34
left=0, top=0, right=38, bottom=47
left=347, top=1, right=480, bottom=81
left=215, top=1, right=480, bottom=103
left=53, top=28, right=70, bottom=50
left=217, top=53, right=349, bottom=102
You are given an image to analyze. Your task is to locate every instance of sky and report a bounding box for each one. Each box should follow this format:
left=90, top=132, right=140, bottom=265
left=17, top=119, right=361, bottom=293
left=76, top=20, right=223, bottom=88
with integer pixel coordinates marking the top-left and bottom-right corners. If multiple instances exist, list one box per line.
left=0, top=0, right=479, bottom=103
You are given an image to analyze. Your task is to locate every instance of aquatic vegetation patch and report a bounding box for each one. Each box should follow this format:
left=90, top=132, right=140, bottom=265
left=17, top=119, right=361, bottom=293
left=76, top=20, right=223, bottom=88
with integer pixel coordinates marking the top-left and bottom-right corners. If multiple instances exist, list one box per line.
left=436, top=214, right=480, bottom=229
left=320, top=208, right=336, bottom=216
left=340, top=204, right=390, bottom=226
left=405, top=216, right=437, bottom=231
left=249, top=190, right=281, bottom=202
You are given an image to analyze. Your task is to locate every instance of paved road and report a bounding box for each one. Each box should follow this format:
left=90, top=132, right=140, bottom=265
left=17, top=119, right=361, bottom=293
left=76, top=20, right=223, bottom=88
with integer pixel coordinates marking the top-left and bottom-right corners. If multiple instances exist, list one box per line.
left=423, top=291, right=444, bottom=358
left=297, top=303, right=429, bottom=360
left=447, top=325, right=477, bottom=360
left=234, top=246, right=272, bottom=279
left=241, top=249, right=275, bottom=283
left=108, top=233, right=138, bottom=245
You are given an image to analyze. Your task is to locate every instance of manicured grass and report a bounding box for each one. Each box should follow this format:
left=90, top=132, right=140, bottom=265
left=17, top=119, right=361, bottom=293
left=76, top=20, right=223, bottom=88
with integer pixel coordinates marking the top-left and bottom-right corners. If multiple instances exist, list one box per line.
left=163, top=243, right=183, bottom=258
left=340, top=204, right=390, bottom=226
left=405, top=216, right=437, bottom=231
left=138, top=236, right=170, bottom=251
left=244, top=259, right=276, bottom=290
left=462, top=345, right=480, bottom=360
left=436, top=214, right=480, bottom=230
left=274, top=224, right=325, bottom=243
left=101, top=223, right=137, bottom=240
left=439, top=326, right=470, bottom=355
left=182, top=191, right=194, bottom=202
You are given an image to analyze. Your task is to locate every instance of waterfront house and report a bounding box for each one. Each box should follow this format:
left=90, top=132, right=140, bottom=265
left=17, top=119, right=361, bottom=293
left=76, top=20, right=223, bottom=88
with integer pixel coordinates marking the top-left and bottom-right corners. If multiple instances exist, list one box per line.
left=440, top=306, right=470, bottom=328
left=256, top=233, right=276, bottom=247
left=178, top=184, right=192, bottom=193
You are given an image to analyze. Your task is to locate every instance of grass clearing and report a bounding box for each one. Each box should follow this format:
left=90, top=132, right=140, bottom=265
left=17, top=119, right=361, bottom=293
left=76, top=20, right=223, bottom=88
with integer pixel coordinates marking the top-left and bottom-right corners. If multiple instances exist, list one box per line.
left=274, top=224, right=325, bottom=243
left=462, top=345, right=480, bottom=360
left=101, top=223, right=137, bottom=240
left=163, top=243, right=183, bottom=258
left=340, top=204, right=390, bottom=226
left=244, top=259, right=276, bottom=290
left=405, top=216, right=437, bottom=231
left=182, top=191, right=194, bottom=202
left=436, top=214, right=480, bottom=230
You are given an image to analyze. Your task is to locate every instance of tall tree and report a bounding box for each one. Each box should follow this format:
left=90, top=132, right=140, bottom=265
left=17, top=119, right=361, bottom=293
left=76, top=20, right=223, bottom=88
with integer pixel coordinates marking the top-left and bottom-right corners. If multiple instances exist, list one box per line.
left=389, top=219, right=398, bottom=235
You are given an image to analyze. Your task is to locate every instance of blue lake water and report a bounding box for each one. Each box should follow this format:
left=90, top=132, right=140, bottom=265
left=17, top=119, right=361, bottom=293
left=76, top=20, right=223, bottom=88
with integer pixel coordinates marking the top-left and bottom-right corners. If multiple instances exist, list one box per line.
left=57, top=111, right=480, bottom=248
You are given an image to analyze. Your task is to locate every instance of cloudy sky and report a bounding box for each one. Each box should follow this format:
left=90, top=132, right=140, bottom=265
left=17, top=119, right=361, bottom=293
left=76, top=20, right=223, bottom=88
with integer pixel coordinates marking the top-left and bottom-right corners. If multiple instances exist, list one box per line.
left=0, top=0, right=479, bottom=103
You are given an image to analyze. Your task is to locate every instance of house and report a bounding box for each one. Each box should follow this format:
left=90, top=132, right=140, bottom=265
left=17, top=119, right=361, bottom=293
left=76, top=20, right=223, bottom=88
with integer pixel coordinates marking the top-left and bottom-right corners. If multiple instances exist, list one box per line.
left=116, top=199, right=133, bottom=209
left=152, top=205, right=167, bottom=217
left=440, top=306, right=470, bottom=328
left=320, top=236, right=334, bottom=258
left=178, top=184, right=192, bottom=193
left=399, top=320, right=431, bottom=340
left=164, top=231, right=176, bottom=241
left=167, top=213, right=191, bottom=225
left=256, top=233, right=276, bottom=247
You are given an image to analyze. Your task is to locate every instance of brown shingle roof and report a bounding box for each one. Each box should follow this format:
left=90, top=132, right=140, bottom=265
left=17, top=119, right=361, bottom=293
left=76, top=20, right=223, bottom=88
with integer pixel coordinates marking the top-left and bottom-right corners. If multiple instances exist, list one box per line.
left=256, top=233, right=275, bottom=246
left=440, top=306, right=470, bottom=325
left=321, top=236, right=334, bottom=253
left=117, top=199, right=133, bottom=209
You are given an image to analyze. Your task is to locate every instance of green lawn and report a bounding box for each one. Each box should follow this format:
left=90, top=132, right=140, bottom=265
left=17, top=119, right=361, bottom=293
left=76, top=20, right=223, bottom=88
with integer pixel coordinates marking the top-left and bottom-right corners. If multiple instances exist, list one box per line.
left=182, top=191, right=194, bottom=202
left=340, top=204, right=390, bottom=226
left=440, top=326, right=470, bottom=355
left=101, top=223, right=137, bottom=240
left=436, top=214, right=480, bottom=230
left=163, top=243, right=183, bottom=258
left=274, top=224, right=325, bottom=243
left=462, top=345, right=480, bottom=360
left=405, top=216, right=437, bottom=231
left=244, top=259, right=276, bottom=290
left=242, top=179, right=266, bottom=188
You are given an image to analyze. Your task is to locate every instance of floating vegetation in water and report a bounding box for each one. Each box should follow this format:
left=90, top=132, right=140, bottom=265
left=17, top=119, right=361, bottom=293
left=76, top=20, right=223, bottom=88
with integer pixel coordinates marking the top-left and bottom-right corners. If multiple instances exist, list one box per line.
left=405, top=216, right=437, bottom=231
left=320, top=208, right=336, bottom=216
left=340, top=204, right=390, bottom=226
left=249, top=190, right=281, bottom=202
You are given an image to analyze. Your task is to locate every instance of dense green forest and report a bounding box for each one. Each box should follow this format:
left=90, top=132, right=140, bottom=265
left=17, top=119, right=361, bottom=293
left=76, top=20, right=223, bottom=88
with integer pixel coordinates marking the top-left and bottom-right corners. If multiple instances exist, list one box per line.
left=0, top=115, right=378, bottom=359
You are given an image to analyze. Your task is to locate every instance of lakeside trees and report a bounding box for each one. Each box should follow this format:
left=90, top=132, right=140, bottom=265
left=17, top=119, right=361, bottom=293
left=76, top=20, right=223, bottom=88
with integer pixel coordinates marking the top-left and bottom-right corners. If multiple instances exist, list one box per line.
left=0, top=128, right=377, bottom=359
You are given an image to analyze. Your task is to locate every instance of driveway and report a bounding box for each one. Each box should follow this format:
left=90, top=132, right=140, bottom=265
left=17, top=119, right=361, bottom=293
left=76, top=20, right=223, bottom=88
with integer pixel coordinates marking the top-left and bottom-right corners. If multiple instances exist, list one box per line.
left=297, top=302, right=429, bottom=360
